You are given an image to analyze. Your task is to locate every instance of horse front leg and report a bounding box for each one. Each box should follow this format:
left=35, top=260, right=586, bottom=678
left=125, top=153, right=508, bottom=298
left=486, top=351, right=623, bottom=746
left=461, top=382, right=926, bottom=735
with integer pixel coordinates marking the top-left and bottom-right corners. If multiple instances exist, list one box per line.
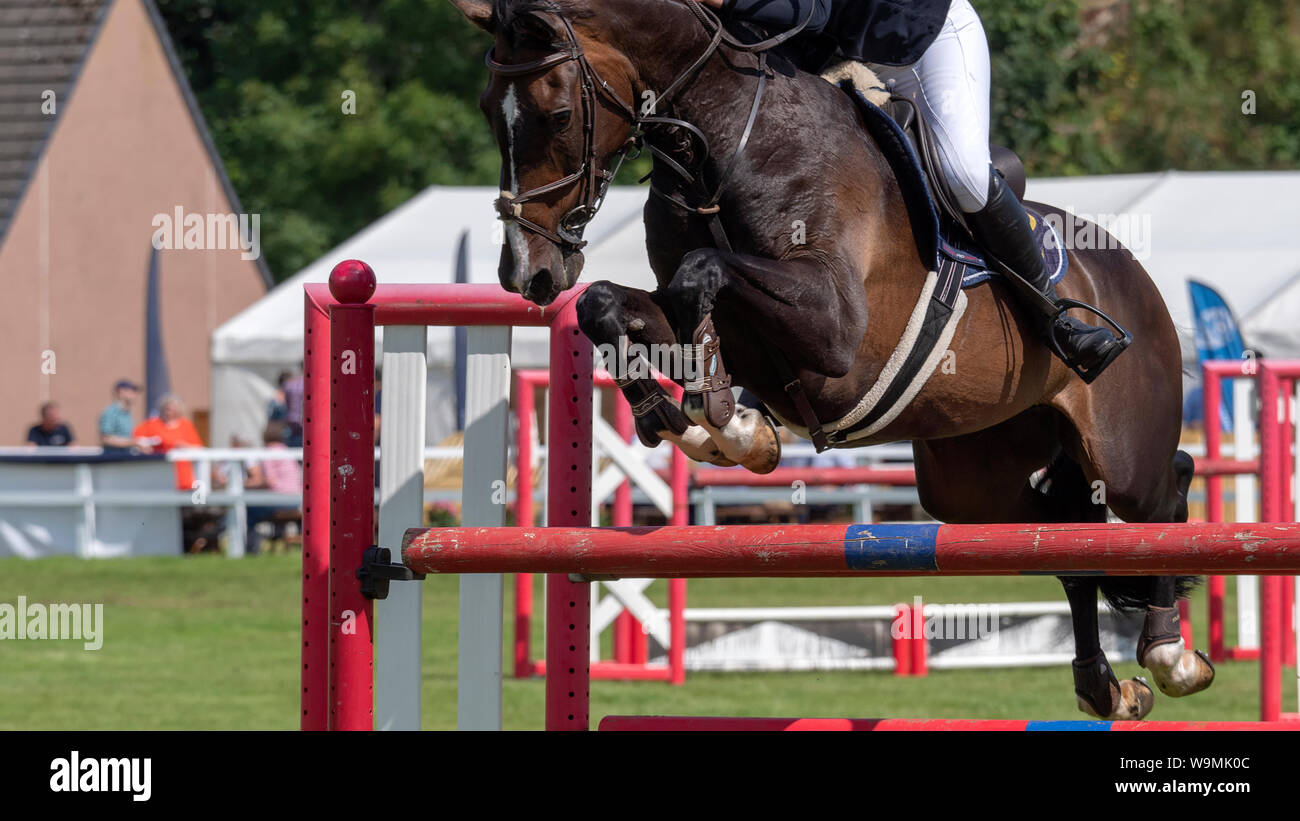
left=575, top=280, right=738, bottom=467
left=664, top=248, right=868, bottom=473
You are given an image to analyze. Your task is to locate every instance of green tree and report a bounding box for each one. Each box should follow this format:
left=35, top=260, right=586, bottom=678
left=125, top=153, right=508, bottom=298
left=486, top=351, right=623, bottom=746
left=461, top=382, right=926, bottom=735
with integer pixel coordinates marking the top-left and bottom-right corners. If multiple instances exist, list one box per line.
left=157, top=0, right=498, bottom=279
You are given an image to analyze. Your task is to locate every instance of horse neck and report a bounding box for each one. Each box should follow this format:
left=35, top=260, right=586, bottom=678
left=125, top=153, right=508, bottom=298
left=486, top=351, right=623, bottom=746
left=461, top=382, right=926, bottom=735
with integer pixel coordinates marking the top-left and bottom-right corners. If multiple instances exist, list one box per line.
left=611, top=4, right=766, bottom=165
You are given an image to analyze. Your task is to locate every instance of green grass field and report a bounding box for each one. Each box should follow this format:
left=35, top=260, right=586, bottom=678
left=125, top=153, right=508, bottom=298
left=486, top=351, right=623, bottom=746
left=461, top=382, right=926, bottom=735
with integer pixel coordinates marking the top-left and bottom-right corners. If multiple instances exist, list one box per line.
left=0, top=555, right=1285, bottom=729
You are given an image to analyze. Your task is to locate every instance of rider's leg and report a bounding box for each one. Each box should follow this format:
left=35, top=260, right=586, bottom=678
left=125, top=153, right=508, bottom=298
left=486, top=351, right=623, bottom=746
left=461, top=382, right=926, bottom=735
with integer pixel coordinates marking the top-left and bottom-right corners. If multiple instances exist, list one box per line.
left=872, top=0, right=1126, bottom=377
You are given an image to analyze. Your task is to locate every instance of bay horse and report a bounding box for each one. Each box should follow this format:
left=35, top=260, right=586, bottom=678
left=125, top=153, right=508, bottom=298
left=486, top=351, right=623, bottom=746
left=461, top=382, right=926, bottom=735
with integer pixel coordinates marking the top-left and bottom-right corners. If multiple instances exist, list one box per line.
left=449, top=0, right=1212, bottom=720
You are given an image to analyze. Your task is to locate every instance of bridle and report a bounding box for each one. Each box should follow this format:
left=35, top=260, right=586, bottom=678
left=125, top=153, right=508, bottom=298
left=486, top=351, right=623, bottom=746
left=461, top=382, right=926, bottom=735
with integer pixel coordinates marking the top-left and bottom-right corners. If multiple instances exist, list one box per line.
left=485, top=0, right=814, bottom=253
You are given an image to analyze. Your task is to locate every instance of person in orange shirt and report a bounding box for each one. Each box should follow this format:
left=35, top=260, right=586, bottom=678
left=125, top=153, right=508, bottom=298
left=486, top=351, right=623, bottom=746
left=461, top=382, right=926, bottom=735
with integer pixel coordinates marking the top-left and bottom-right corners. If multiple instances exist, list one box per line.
left=133, top=395, right=204, bottom=490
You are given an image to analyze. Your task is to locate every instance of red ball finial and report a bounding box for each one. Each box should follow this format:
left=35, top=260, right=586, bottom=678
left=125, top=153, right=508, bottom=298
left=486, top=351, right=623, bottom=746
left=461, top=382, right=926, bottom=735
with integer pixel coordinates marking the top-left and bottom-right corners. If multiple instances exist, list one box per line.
left=329, top=259, right=376, bottom=304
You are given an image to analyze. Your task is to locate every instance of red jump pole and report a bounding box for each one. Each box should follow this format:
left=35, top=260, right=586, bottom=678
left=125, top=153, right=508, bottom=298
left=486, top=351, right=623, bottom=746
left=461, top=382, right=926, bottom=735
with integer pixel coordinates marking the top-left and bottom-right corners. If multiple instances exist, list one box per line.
left=326, top=261, right=377, bottom=731
left=598, top=716, right=1300, bottom=732
left=545, top=293, right=593, bottom=731
left=690, top=466, right=917, bottom=487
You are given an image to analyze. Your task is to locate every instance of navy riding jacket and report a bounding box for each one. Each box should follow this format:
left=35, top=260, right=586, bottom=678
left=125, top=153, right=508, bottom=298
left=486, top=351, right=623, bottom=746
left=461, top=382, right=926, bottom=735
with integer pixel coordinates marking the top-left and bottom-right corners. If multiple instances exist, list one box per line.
left=720, top=0, right=952, bottom=69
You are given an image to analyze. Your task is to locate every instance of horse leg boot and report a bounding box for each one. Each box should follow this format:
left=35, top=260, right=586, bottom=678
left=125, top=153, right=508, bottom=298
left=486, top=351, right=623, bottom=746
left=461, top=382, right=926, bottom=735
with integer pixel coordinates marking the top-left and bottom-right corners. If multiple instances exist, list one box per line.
left=1137, top=576, right=1215, bottom=698
left=575, top=281, right=737, bottom=466
left=665, top=252, right=789, bottom=474
left=1062, top=577, right=1154, bottom=720
left=665, top=248, right=878, bottom=472
left=966, top=166, right=1128, bottom=381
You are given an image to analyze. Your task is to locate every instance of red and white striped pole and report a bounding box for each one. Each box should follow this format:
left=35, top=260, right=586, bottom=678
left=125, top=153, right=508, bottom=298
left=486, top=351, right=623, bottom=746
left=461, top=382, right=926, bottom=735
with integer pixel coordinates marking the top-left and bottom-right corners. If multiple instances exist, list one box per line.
left=545, top=296, right=593, bottom=730
left=326, top=260, right=377, bottom=731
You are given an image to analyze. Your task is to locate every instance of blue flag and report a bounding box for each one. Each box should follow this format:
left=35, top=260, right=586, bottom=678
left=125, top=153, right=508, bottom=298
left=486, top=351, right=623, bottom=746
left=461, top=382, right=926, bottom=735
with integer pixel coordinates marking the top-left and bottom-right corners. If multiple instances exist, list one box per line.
left=144, top=246, right=172, bottom=418
left=1187, top=279, right=1246, bottom=431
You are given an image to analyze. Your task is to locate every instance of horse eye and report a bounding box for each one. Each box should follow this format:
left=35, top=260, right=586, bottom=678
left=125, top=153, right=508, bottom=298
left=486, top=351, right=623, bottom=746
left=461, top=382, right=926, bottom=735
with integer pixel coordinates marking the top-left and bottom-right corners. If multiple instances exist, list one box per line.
left=550, top=110, right=573, bottom=130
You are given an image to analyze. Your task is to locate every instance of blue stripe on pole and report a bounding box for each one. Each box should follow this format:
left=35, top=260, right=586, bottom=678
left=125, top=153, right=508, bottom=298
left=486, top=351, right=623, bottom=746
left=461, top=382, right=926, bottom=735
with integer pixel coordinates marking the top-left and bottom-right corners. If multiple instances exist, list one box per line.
left=1025, top=721, right=1113, bottom=731
left=842, top=523, right=939, bottom=571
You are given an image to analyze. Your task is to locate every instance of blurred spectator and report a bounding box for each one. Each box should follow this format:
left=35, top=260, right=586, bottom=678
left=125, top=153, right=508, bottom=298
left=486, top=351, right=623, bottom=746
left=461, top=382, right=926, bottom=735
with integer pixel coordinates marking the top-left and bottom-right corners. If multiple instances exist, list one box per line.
left=268, top=371, right=291, bottom=422
left=99, top=379, right=150, bottom=452
left=133, top=394, right=204, bottom=490
left=26, top=401, right=74, bottom=446
left=281, top=369, right=304, bottom=447
left=245, top=421, right=303, bottom=555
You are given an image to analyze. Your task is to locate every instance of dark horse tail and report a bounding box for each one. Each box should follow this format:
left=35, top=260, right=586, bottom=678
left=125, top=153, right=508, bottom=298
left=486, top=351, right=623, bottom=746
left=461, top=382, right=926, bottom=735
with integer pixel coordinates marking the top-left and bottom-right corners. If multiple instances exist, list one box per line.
left=1098, top=576, right=1201, bottom=613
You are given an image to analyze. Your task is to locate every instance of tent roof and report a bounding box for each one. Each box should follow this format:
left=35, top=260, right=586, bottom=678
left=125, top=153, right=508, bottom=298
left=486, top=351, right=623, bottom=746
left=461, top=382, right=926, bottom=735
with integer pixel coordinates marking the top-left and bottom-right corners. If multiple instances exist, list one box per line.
left=211, top=186, right=658, bottom=364
left=216, top=172, right=1300, bottom=366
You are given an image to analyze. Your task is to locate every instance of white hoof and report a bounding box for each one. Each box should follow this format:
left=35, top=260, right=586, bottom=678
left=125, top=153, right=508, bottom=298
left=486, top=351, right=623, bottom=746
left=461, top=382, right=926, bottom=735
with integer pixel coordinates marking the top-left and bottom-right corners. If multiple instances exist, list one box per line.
left=1141, top=641, right=1215, bottom=697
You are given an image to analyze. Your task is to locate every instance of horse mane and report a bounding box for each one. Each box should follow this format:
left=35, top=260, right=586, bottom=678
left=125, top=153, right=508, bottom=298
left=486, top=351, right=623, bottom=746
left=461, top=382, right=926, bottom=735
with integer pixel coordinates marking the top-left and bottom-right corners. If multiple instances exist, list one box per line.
left=493, top=0, right=596, bottom=28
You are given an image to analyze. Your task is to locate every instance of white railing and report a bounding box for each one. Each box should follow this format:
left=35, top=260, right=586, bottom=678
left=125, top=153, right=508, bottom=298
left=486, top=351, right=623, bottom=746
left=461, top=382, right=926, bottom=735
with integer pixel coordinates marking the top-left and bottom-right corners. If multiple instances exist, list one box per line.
left=0, top=446, right=467, bottom=558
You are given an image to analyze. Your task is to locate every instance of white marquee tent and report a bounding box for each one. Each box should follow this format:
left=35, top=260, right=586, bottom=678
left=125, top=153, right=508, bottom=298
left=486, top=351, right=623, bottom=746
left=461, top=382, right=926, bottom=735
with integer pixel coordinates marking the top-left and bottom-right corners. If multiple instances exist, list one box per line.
left=211, top=172, right=1300, bottom=446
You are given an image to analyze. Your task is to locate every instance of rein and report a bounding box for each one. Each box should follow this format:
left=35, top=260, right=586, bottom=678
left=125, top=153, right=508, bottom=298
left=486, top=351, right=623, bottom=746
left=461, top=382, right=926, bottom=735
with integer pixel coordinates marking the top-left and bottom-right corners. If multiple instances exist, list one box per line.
left=485, top=0, right=815, bottom=252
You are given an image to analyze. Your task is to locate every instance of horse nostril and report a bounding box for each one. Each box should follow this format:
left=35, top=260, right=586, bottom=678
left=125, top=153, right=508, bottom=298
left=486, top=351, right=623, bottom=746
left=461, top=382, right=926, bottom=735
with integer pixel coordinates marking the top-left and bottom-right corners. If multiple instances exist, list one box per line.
left=527, top=268, right=554, bottom=302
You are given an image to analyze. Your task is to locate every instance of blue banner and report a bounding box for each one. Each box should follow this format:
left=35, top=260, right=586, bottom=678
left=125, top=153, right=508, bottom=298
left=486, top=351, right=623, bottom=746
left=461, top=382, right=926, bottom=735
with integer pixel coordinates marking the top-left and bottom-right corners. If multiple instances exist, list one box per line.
left=1187, top=280, right=1246, bottom=431
left=144, top=246, right=172, bottom=419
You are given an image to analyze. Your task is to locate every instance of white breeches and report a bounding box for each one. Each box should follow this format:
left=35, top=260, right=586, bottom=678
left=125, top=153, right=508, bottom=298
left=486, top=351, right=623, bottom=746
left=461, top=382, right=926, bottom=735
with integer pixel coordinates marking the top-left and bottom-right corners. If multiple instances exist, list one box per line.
left=868, top=0, right=992, bottom=212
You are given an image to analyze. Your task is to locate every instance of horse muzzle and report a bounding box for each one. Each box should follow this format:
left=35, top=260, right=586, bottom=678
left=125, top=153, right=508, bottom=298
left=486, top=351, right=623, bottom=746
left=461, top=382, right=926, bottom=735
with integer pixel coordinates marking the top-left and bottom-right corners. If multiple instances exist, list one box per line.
left=499, top=232, right=584, bottom=306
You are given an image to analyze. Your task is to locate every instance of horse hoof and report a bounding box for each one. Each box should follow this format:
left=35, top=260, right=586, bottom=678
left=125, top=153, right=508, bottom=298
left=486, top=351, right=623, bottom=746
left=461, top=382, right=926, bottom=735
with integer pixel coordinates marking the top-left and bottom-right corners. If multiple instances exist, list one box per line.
left=1141, top=642, right=1215, bottom=697
left=669, top=424, right=737, bottom=467
left=1076, top=677, right=1154, bottom=721
left=732, top=407, right=781, bottom=474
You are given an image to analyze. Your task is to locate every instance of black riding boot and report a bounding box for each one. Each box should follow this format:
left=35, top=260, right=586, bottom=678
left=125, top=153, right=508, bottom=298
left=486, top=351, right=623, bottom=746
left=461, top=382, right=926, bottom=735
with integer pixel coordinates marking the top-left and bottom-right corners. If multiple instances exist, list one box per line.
left=966, top=167, right=1128, bottom=380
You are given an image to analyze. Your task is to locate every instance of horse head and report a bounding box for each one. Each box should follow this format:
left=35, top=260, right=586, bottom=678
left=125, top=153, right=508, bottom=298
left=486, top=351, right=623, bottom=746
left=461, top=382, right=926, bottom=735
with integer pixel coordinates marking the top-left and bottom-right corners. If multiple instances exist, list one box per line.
left=451, top=0, right=643, bottom=306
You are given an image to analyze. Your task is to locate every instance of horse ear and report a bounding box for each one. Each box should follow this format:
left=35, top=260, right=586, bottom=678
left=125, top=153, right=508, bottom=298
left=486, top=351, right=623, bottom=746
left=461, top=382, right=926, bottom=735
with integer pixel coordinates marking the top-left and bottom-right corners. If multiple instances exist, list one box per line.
left=448, top=0, right=496, bottom=32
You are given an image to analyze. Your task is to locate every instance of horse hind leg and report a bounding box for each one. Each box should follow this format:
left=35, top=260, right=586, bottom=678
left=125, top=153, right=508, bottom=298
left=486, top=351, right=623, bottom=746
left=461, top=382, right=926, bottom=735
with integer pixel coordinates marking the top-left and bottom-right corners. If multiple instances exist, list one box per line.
left=913, top=414, right=1154, bottom=720
left=1084, top=439, right=1214, bottom=698
left=1124, top=451, right=1215, bottom=698
left=1036, top=453, right=1158, bottom=720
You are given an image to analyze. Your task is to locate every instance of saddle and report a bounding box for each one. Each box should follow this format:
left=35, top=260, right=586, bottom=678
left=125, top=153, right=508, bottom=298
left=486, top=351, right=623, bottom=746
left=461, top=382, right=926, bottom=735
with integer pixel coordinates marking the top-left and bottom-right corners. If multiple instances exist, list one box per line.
left=760, top=78, right=1072, bottom=451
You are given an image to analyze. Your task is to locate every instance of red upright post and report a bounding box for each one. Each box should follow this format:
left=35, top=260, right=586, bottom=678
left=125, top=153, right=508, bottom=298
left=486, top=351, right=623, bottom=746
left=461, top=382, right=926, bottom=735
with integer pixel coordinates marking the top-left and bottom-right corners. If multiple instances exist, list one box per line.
left=326, top=261, right=377, bottom=731
left=1208, top=575, right=1225, bottom=663
left=612, top=393, right=637, bottom=664
left=669, top=445, right=689, bottom=685
left=911, top=598, right=929, bottom=676
left=545, top=296, right=593, bottom=730
left=514, top=374, right=535, bottom=679
left=1284, top=379, right=1297, bottom=668
left=300, top=290, right=332, bottom=730
left=1203, top=366, right=1225, bottom=523
left=1202, top=366, right=1226, bottom=661
left=1259, top=363, right=1283, bottom=722
left=892, top=603, right=912, bottom=676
